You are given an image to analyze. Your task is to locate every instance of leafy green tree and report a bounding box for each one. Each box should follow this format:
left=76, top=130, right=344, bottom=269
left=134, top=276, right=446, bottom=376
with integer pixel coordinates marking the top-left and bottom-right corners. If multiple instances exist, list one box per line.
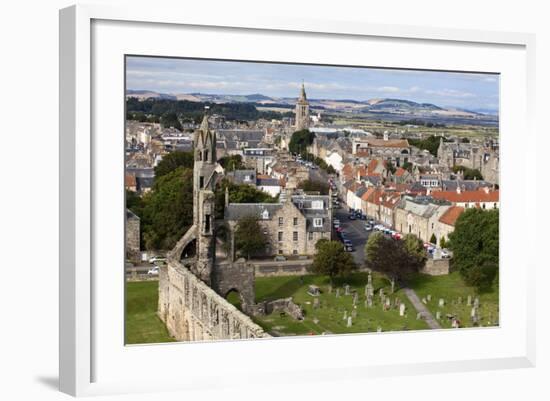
left=141, top=167, right=194, bottom=250
left=214, top=179, right=277, bottom=218
left=312, top=240, right=357, bottom=283
left=289, top=129, right=315, bottom=155
left=234, top=215, right=268, bottom=259
left=449, top=208, right=499, bottom=291
left=440, top=236, right=448, bottom=249
left=297, top=179, right=329, bottom=195
left=403, top=234, right=427, bottom=267
left=386, top=161, right=396, bottom=174
left=218, top=154, right=244, bottom=171
left=160, top=111, right=182, bottom=130
left=408, top=135, right=444, bottom=156
left=452, top=166, right=484, bottom=180
left=429, top=233, right=437, bottom=244
left=154, top=151, right=194, bottom=178
left=402, top=161, right=413, bottom=172
left=365, top=232, right=422, bottom=283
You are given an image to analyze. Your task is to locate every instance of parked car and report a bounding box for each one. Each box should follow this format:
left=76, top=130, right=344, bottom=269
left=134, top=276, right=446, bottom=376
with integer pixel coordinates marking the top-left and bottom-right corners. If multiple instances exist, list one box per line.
left=392, top=232, right=402, bottom=240
left=148, top=256, right=166, bottom=264
left=336, top=227, right=345, bottom=233
left=368, top=219, right=375, bottom=225
left=441, top=249, right=451, bottom=258
left=348, top=214, right=356, bottom=220
left=364, top=224, right=373, bottom=231
left=274, top=255, right=287, bottom=261
left=333, top=219, right=340, bottom=225
left=147, top=266, right=160, bottom=276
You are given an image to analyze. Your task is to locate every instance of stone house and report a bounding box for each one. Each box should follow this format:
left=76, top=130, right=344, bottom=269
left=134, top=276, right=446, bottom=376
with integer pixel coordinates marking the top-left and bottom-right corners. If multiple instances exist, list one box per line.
left=224, top=194, right=331, bottom=257
left=394, top=197, right=451, bottom=244
left=435, top=206, right=464, bottom=246
left=351, top=135, right=411, bottom=166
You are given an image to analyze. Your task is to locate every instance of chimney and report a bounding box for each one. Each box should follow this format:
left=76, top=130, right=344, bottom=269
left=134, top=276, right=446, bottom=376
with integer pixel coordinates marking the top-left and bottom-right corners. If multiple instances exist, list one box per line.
left=456, top=185, right=461, bottom=194
left=383, top=131, right=389, bottom=141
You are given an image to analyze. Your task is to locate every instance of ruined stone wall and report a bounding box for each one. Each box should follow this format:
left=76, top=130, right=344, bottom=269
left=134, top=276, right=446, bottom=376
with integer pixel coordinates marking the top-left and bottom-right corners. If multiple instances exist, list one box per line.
left=421, top=258, right=450, bottom=276
left=158, top=261, right=269, bottom=342
left=126, top=213, right=141, bottom=264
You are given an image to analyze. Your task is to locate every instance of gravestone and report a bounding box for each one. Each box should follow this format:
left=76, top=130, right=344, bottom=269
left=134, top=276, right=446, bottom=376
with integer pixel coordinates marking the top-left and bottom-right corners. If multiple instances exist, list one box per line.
left=458, top=296, right=462, bottom=304
left=377, top=326, right=382, bottom=333
left=467, top=295, right=472, bottom=306
left=379, top=288, right=385, bottom=299
left=335, top=288, right=340, bottom=298
left=366, top=294, right=373, bottom=308
left=313, top=317, right=319, bottom=324
left=422, top=297, right=427, bottom=304
left=427, top=294, right=432, bottom=302
left=328, top=285, right=333, bottom=294
left=451, top=318, right=459, bottom=328
left=347, top=316, right=352, bottom=327
left=344, top=285, right=350, bottom=296
left=351, top=309, right=357, bottom=319
left=343, top=310, right=347, bottom=320
left=416, top=312, right=422, bottom=320
left=436, top=311, right=441, bottom=320
left=438, top=298, right=445, bottom=308
left=474, top=297, right=480, bottom=308
left=353, top=293, right=358, bottom=306
left=399, top=303, right=406, bottom=316
left=384, top=297, right=391, bottom=311
left=313, top=297, right=320, bottom=309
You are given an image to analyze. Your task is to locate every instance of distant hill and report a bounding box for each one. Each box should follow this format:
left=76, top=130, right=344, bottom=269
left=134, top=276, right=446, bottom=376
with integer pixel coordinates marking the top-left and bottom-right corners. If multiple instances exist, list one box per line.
left=125, top=90, right=498, bottom=122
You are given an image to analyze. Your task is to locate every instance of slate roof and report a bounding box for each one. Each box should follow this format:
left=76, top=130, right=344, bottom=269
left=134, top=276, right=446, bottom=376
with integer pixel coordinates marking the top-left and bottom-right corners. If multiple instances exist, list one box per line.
left=225, top=203, right=283, bottom=220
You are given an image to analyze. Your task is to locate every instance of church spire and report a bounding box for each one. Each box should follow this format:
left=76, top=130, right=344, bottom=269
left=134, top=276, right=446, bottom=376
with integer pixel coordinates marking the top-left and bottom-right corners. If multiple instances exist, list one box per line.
left=299, top=80, right=307, bottom=101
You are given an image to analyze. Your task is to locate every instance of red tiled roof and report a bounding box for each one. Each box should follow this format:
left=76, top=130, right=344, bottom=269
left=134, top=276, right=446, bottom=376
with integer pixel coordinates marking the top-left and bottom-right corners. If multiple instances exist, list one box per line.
left=439, top=206, right=465, bottom=226
left=431, top=189, right=499, bottom=203
left=125, top=173, right=137, bottom=188
left=361, top=187, right=376, bottom=201
left=395, top=167, right=407, bottom=177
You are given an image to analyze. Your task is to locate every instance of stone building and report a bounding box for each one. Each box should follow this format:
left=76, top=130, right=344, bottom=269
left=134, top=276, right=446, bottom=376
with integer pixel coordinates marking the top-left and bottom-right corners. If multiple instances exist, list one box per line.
left=224, top=193, right=332, bottom=257
left=125, top=209, right=140, bottom=264
left=351, top=134, right=411, bottom=166
left=294, top=82, right=310, bottom=131
left=430, top=187, right=499, bottom=209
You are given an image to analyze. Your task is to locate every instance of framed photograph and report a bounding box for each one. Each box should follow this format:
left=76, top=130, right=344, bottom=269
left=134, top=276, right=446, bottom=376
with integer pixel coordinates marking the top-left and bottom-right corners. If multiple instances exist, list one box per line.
left=59, top=4, right=536, bottom=397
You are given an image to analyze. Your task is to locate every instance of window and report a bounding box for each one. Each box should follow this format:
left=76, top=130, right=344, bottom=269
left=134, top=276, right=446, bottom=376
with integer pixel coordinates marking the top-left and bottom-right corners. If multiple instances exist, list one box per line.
left=278, top=250, right=283, bottom=255
left=204, top=214, right=210, bottom=232
left=293, top=250, right=298, bottom=255
left=293, top=232, right=298, bottom=241
left=293, top=217, right=298, bottom=226
left=278, top=232, right=283, bottom=241
left=278, top=217, right=283, bottom=226
left=204, top=150, right=209, bottom=161
left=312, top=200, right=323, bottom=209
left=199, top=176, right=204, bottom=188
left=308, top=232, right=313, bottom=240
left=313, top=218, right=323, bottom=228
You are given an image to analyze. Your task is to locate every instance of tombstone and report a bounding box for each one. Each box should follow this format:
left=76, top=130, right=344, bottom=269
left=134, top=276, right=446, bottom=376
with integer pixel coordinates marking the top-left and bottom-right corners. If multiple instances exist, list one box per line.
left=458, top=296, right=462, bottom=304
left=416, top=312, right=422, bottom=320
left=390, top=278, right=395, bottom=294
left=367, top=294, right=373, bottom=308
left=399, top=303, right=406, bottom=316
left=353, top=293, right=358, bottom=306
left=313, top=297, right=320, bottom=309
left=377, top=326, right=382, bottom=333
left=427, top=294, right=432, bottom=302
left=394, top=298, right=400, bottom=308
left=451, top=319, right=459, bottom=328
left=467, top=295, right=472, bottom=306
left=474, top=297, right=480, bottom=308
left=328, top=285, right=333, bottom=294
left=438, top=298, right=445, bottom=308
left=307, top=285, right=321, bottom=297
left=313, top=317, right=319, bottom=324
left=344, top=284, right=350, bottom=296
left=384, top=297, right=391, bottom=311
left=347, top=316, right=352, bottom=328
left=421, top=297, right=427, bottom=304
left=436, top=311, right=441, bottom=320
left=351, top=309, right=357, bottom=319
left=343, top=310, right=347, bottom=320
left=379, top=288, right=385, bottom=299
left=335, top=288, right=340, bottom=298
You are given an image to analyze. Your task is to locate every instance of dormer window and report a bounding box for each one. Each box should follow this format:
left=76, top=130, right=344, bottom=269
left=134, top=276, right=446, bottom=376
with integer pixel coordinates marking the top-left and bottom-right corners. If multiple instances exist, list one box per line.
left=261, top=209, right=270, bottom=219
left=312, top=200, right=323, bottom=210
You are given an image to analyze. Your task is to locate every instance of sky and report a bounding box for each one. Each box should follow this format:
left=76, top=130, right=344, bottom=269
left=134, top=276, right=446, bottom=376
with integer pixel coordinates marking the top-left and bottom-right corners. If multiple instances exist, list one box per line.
left=126, top=56, right=499, bottom=112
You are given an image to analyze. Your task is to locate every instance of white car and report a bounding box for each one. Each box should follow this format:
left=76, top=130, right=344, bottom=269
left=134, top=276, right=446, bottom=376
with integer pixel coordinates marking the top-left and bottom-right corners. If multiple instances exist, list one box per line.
left=148, top=256, right=166, bottom=264
left=441, top=249, right=452, bottom=259
left=147, top=266, right=159, bottom=276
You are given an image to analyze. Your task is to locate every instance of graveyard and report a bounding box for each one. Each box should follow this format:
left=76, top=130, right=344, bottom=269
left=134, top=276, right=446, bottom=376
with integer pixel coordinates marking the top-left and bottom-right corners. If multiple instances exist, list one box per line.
left=250, top=272, right=431, bottom=336
left=407, top=272, right=499, bottom=329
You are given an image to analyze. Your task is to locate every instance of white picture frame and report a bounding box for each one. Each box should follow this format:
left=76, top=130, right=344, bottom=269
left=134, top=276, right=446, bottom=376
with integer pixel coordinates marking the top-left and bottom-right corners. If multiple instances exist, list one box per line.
left=59, top=4, right=536, bottom=397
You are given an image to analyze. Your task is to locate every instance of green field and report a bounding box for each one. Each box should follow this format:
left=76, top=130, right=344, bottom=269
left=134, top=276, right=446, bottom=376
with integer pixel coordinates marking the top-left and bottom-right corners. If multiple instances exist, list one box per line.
left=125, top=281, right=175, bottom=345
left=249, top=273, right=430, bottom=336
left=407, top=271, right=499, bottom=329
left=125, top=271, right=499, bottom=344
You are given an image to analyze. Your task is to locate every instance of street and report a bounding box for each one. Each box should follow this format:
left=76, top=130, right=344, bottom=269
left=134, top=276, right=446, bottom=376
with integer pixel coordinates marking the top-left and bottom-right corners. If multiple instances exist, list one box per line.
left=333, top=204, right=373, bottom=266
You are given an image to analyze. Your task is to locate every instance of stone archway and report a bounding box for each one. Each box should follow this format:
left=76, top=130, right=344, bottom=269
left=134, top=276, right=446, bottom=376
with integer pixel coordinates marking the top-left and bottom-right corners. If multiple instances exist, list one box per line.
left=225, top=288, right=244, bottom=311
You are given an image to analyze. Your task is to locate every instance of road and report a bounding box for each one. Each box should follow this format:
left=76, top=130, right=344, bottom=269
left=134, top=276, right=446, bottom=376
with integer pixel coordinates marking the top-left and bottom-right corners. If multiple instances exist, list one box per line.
left=332, top=204, right=373, bottom=266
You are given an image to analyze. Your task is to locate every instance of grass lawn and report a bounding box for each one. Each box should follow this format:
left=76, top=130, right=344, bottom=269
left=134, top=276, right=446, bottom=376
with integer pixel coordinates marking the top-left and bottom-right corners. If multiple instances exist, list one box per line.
left=407, top=271, right=499, bottom=329
left=125, top=281, right=175, bottom=345
left=251, top=272, right=430, bottom=336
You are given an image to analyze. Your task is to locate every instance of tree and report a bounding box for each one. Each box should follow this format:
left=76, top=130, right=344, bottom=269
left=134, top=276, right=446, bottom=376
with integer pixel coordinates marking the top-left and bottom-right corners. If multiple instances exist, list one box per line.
left=234, top=215, right=268, bottom=259
left=440, top=236, right=448, bottom=249
left=452, top=165, right=483, bottom=180
left=365, top=232, right=422, bottom=283
left=154, top=151, right=194, bottom=178
left=429, top=233, right=437, bottom=244
left=449, top=208, right=499, bottom=291
left=214, top=179, right=277, bottom=219
left=160, top=111, right=182, bottom=130
left=297, top=179, right=329, bottom=195
left=141, top=167, right=194, bottom=250
left=312, top=240, right=356, bottom=283
left=288, top=129, right=315, bottom=155
left=218, top=154, right=244, bottom=171
left=386, top=161, right=396, bottom=175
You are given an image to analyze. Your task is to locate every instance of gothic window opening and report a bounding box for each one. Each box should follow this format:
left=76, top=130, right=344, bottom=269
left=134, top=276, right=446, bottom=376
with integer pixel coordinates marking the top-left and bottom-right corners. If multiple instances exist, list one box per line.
left=199, top=176, right=204, bottom=188
left=205, top=214, right=211, bottom=232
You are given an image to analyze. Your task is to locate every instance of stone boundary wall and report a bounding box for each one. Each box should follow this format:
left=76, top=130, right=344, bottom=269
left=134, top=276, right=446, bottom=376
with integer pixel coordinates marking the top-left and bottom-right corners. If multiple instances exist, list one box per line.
left=422, top=258, right=450, bottom=276
left=158, top=260, right=270, bottom=342
left=252, top=260, right=312, bottom=277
